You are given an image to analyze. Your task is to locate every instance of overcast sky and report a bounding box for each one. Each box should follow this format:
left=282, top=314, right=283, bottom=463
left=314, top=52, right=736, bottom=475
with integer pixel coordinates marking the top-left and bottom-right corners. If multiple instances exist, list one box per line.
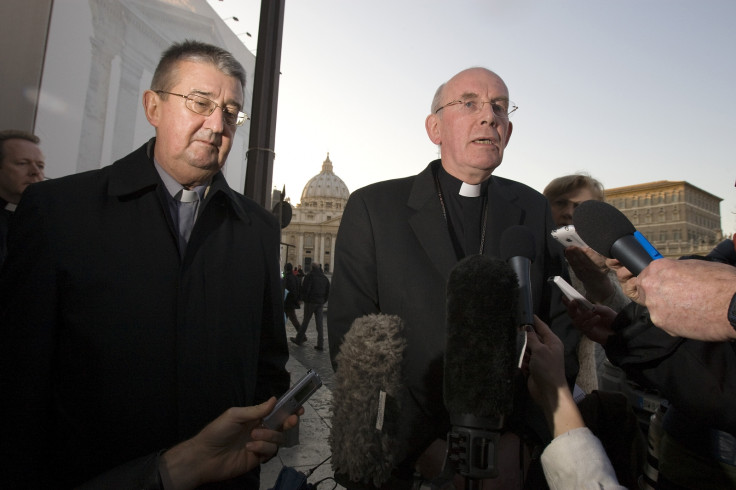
left=208, top=0, right=736, bottom=236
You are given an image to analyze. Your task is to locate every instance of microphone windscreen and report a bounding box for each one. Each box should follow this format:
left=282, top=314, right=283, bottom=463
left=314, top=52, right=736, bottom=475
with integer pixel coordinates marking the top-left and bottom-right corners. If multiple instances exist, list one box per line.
left=330, top=314, right=407, bottom=487
left=573, top=200, right=636, bottom=257
left=444, top=254, right=518, bottom=419
left=500, top=225, right=536, bottom=262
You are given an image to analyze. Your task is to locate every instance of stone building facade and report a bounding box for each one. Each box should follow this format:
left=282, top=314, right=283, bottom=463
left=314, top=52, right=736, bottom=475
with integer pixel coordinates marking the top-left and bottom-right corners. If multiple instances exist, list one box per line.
left=26, top=0, right=255, bottom=191
left=605, top=180, right=724, bottom=258
left=280, top=154, right=349, bottom=274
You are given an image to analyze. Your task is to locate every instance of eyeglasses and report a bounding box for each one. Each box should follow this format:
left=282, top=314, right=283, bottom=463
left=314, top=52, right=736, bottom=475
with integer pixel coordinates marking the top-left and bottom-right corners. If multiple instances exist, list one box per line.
left=435, top=97, right=518, bottom=119
left=155, top=91, right=249, bottom=126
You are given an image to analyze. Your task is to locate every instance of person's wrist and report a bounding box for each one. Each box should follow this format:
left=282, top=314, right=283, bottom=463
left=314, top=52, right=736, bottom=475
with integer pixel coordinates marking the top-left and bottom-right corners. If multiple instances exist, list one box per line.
left=160, top=440, right=202, bottom=490
left=581, top=276, right=614, bottom=303
left=551, top=387, right=584, bottom=438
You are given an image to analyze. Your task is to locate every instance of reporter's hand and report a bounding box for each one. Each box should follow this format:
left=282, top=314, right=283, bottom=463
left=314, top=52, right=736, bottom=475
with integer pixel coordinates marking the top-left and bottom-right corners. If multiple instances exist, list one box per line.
left=565, top=246, right=613, bottom=302
left=636, top=258, right=736, bottom=341
left=606, top=259, right=641, bottom=304
left=160, top=398, right=303, bottom=490
left=526, top=317, right=567, bottom=402
left=565, top=299, right=617, bottom=346
left=526, top=317, right=584, bottom=437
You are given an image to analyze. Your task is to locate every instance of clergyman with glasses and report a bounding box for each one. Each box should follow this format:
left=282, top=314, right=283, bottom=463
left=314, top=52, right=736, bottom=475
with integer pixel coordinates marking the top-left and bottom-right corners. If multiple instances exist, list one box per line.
left=0, top=40, right=296, bottom=489
left=329, top=67, right=576, bottom=488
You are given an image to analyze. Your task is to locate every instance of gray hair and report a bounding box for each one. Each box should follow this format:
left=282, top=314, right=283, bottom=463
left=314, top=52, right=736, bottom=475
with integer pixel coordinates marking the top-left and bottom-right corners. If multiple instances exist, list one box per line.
left=150, top=39, right=246, bottom=93
left=430, top=82, right=446, bottom=114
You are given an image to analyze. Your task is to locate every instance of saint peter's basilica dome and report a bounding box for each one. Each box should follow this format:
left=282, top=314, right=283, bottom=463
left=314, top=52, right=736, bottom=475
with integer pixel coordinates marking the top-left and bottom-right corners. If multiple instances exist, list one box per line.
left=299, top=153, right=349, bottom=208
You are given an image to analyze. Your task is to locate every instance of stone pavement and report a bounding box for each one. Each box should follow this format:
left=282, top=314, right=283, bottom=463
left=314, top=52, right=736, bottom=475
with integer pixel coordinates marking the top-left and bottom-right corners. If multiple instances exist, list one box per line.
left=260, top=308, right=346, bottom=490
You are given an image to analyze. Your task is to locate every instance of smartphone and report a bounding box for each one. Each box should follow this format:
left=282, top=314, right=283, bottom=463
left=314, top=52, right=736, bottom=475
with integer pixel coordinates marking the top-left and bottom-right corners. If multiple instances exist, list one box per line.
left=549, top=275, right=595, bottom=311
left=551, top=225, right=589, bottom=248
left=262, top=369, right=322, bottom=430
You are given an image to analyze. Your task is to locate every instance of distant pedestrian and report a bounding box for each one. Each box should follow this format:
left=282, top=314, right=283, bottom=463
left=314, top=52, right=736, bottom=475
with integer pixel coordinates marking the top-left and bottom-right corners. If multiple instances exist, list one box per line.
left=283, top=262, right=302, bottom=332
left=291, top=263, right=330, bottom=350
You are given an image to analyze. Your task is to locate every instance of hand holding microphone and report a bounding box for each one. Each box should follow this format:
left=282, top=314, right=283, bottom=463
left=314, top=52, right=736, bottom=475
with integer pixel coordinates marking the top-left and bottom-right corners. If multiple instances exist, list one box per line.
left=573, top=200, right=662, bottom=276
left=617, top=257, right=736, bottom=341
left=525, top=317, right=585, bottom=438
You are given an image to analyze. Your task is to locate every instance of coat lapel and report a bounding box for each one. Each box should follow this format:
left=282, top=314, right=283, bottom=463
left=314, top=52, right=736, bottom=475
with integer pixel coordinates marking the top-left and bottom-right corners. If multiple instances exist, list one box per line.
left=484, top=176, right=524, bottom=258
left=407, top=161, right=458, bottom=282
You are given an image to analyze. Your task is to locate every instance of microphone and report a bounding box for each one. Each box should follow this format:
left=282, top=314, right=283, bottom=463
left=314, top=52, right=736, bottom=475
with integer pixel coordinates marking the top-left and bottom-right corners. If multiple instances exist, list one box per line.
left=500, top=225, right=536, bottom=329
left=443, top=254, right=519, bottom=480
left=573, top=200, right=663, bottom=275
left=330, top=314, right=408, bottom=488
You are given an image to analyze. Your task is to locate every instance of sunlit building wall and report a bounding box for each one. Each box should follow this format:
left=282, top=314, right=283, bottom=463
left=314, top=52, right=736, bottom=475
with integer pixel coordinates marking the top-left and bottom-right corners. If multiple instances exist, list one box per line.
left=605, top=180, right=724, bottom=258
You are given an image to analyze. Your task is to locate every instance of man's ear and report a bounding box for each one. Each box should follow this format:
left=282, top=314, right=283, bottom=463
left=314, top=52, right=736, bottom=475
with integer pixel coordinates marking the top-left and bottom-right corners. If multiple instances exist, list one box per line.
left=142, top=90, right=160, bottom=128
left=505, top=121, right=513, bottom=146
left=425, top=113, right=441, bottom=145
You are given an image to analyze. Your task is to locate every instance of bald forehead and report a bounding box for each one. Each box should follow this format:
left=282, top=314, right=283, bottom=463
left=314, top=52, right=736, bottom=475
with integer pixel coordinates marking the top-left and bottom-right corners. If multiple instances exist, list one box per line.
left=445, top=68, right=508, bottom=95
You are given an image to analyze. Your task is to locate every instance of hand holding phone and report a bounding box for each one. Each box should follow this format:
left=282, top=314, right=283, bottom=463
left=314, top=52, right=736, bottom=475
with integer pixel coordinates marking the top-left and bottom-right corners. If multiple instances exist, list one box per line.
left=550, top=275, right=595, bottom=311
left=551, top=225, right=589, bottom=248
left=262, top=369, right=322, bottom=430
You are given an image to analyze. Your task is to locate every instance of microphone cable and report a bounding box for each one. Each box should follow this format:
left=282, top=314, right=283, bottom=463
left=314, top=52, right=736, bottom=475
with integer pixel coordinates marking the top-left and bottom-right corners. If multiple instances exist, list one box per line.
left=306, top=455, right=337, bottom=490
left=304, top=454, right=331, bottom=477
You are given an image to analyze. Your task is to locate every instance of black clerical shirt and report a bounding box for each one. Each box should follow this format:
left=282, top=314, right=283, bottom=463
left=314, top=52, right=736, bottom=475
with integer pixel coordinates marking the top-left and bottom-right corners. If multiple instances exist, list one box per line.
left=436, top=166, right=489, bottom=259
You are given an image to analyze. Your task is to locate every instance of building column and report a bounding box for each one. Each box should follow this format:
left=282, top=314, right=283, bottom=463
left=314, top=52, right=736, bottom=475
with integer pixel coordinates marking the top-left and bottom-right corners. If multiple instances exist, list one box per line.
left=111, top=52, right=145, bottom=161
left=77, top=37, right=114, bottom=172
left=297, top=234, right=304, bottom=268
left=330, top=233, right=336, bottom=269
left=319, top=233, right=325, bottom=265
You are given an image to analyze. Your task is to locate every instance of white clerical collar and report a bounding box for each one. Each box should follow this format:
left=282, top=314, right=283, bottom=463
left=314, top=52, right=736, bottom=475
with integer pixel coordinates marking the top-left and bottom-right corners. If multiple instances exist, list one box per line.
left=5, top=202, right=17, bottom=212
left=459, top=182, right=482, bottom=197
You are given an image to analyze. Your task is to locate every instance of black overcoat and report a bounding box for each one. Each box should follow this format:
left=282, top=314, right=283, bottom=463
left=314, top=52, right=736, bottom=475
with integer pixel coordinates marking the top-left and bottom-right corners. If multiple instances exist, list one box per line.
left=0, top=139, right=289, bottom=488
left=329, top=160, right=576, bottom=467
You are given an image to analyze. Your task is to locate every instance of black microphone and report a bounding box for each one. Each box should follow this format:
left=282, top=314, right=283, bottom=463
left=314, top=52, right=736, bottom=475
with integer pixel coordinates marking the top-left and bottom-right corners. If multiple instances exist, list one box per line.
left=573, top=200, right=663, bottom=276
left=330, top=314, right=408, bottom=488
left=500, top=225, right=536, bottom=329
left=444, top=254, right=519, bottom=481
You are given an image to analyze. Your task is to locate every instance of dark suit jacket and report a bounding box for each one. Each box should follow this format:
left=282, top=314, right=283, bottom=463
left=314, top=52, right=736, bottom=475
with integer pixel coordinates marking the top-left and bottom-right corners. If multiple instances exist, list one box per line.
left=0, top=139, right=289, bottom=488
left=0, top=197, right=12, bottom=268
left=329, top=160, right=577, bottom=468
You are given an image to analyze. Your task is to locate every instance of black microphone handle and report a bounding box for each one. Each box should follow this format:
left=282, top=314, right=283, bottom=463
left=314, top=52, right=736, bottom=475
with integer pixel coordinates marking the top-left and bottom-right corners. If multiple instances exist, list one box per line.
left=611, top=235, right=653, bottom=276
left=508, top=256, right=534, bottom=327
